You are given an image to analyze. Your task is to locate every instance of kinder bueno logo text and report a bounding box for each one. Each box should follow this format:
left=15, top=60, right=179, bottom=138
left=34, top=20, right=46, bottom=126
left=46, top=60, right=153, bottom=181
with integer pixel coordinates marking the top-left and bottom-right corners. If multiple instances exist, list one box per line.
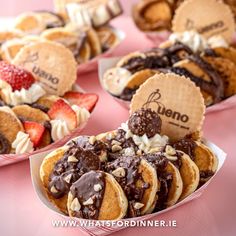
left=143, top=89, right=189, bottom=123
left=185, top=18, right=225, bottom=34
left=32, top=66, right=59, bottom=85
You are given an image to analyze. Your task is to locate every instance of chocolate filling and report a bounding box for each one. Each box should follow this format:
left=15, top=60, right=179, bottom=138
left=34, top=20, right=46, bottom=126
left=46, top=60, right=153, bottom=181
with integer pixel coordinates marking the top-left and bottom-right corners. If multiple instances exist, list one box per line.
left=0, top=133, right=11, bottom=154
left=170, top=54, right=224, bottom=104
left=70, top=171, right=106, bottom=220
left=105, top=155, right=149, bottom=217
left=171, top=138, right=197, bottom=161
left=118, top=86, right=139, bottom=101
left=48, top=143, right=101, bottom=199
left=143, top=152, right=173, bottom=211
left=30, top=103, right=49, bottom=113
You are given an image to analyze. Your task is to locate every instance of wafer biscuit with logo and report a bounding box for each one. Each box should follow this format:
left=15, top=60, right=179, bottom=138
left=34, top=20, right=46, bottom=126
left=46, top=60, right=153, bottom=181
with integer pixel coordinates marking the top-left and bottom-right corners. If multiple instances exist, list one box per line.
left=13, top=41, right=77, bottom=96
left=67, top=171, right=128, bottom=220
left=130, top=73, right=205, bottom=141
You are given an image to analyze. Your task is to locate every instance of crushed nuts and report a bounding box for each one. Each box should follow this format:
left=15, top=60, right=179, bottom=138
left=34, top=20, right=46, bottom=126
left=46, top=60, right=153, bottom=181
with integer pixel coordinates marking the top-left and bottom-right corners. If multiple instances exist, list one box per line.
left=112, top=167, right=126, bottom=177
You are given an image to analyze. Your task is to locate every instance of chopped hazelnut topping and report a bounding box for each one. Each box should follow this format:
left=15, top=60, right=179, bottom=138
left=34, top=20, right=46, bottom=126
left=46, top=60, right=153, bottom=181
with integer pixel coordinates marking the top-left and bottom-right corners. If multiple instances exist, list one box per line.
left=94, top=184, right=102, bottom=192
left=83, top=197, right=94, bottom=205
left=70, top=198, right=81, bottom=212
left=112, top=167, right=126, bottom=177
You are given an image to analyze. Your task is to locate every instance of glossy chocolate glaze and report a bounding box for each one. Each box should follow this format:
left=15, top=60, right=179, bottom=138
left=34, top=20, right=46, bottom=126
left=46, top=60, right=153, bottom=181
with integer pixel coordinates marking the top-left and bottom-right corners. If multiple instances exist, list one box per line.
left=70, top=171, right=106, bottom=220
left=105, top=155, right=149, bottom=217
left=143, top=153, right=173, bottom=211
left=118, top=86, right=139, bottom=101
left=171, top=138, right=197, bottom=161
left=48, top=143, right=101, bottom=199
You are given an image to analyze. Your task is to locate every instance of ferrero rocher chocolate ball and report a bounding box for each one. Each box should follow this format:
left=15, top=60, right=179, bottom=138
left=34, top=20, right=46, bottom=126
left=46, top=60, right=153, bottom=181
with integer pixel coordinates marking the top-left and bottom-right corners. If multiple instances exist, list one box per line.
left=128, top=108, right=162, bottom=138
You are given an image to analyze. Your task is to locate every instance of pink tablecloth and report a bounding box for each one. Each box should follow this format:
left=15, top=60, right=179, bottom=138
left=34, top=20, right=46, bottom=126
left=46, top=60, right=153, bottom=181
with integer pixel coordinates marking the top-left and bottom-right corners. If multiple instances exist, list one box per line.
left=0, top=16, right=236, bottom=236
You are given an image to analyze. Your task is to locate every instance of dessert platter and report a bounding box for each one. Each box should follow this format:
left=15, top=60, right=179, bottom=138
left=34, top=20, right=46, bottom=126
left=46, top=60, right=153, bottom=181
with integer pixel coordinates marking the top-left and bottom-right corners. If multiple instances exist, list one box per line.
left=0, top=0, right=125, bottom=73
left=100, top=0, right=236, bottom=112
left=0, top=25, right=99, bottom=166
left=132, top=0, right=236, bottom=44
left=31, top=73, right=226, bottom=235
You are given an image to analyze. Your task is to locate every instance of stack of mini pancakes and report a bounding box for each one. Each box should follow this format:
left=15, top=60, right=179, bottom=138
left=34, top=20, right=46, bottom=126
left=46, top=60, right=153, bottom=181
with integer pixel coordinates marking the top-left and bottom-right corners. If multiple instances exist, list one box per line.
left=0, top=10, right=120, bottom=64
left=102, top=36, right=236, bottom=106
left=40, top=108, right=218, bottom=220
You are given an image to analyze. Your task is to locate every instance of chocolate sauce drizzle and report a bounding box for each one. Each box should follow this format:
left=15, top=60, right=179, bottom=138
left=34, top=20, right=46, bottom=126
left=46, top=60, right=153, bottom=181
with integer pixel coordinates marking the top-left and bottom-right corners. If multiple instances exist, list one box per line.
left=70, top=171, right=106, bottom=220
left=105, top=155, right=149, bottom=217
left=48, top=143, right=102, bottom=199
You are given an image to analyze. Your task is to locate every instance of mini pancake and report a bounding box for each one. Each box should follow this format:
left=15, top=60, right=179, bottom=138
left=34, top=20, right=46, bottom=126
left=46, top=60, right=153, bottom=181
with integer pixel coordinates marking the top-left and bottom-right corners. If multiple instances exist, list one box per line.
left=172, top=56, right=224, bottom=106
left=40, top=140, right=105, bottom=214
left=96, top=26, right=119, bottom=51
left=194, top=142, right=218, bottom=183
left=0, top=30, right=23, bottom=45
left=67, top=171, right=128, bottom=220
left=1, top=38, right=26, bottom=62
left=206, top=46, right=236, bottom=66
left=14, top=12, right=46, bottom=34
left=40, top=146, right=69, bottom=214
left=0, top=106, right=24, bottom=144
left=125, top=69, right=158, bottom=90
left=202, top=56, right=236, bottom=97
left=105, top=155, right=158, bottom=217
left=36, top=11, right=65, bottom=29
left=86, top=28, right=102, bottom=57
left=12, top=105, right=50, bottom=123
left=178, top=152, right=200, bottom=201
left=76, top=41, right=91, bottom=64
left=132, top=0, right=173, bottom=31
left=144, top=152, right=183, bottom=212
left=116, top=51, right=146, bottom=69
left=0, top=36, right=40, bottom=62
left=36, top=95, right=60, bottom=109
left=165, top=162, right=183, bottom=207
left=40, top=27, right=80, bottom=52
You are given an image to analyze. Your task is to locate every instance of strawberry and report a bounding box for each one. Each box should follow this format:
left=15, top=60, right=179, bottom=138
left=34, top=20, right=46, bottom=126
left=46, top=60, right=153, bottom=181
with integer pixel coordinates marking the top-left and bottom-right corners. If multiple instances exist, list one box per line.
left=0, top=61, right=35, bottom=91
left=23, top=121, right=45, bottom=147
left=63, top=91, right=98, bottom=112
left=48, top=99, right=77, bottom=130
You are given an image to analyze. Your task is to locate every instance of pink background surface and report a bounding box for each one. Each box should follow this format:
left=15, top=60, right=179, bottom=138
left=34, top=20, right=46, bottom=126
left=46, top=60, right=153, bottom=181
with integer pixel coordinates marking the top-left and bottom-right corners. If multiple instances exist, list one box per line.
left=0, top=2, right=236, bottom=236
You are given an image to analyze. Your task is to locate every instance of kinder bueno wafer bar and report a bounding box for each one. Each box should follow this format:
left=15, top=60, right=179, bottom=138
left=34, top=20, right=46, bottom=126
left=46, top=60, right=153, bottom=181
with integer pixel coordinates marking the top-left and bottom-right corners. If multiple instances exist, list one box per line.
left=35, top=73, right=223, bottom=229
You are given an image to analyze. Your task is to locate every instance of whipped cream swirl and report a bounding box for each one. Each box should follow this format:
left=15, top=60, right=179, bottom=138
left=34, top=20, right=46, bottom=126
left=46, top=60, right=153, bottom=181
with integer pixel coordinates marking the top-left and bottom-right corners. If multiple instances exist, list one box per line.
left=12, top=131, right=34, bottom=154
left=0, top=80, right=46, bottom=106
left=50, top=120, right=71, bottom=142
left=50, top=105, right=90, bottom=142
left=169, top=31, right=208, bottom=52
left=72, top=105, right=90, bottom=127
left=120, top=122, right=169, bottom=154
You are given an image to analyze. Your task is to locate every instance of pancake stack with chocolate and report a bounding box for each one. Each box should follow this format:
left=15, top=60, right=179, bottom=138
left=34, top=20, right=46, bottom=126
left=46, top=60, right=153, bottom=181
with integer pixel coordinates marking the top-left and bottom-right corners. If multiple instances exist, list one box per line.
left=40, top=108, right=218, bottom=219
left=102, top=32, right=236, bottom=106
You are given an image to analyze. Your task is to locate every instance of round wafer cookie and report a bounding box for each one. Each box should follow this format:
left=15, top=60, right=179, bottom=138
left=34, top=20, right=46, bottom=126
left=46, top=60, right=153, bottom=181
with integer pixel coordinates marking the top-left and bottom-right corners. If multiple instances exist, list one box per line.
left=130, top=73, right=205, bottom=141
left=13, top=41, right=77, bottom=96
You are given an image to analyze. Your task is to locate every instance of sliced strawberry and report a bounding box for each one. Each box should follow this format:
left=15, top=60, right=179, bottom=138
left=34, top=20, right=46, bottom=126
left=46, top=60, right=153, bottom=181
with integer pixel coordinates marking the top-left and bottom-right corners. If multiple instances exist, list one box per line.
left=23, top=121, right=45, bottom=147
left=0, top=61, right=35, bottom=91
left=63, top=91, right=98, bottom=112
left=48, top=99, right=77, bottom=130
